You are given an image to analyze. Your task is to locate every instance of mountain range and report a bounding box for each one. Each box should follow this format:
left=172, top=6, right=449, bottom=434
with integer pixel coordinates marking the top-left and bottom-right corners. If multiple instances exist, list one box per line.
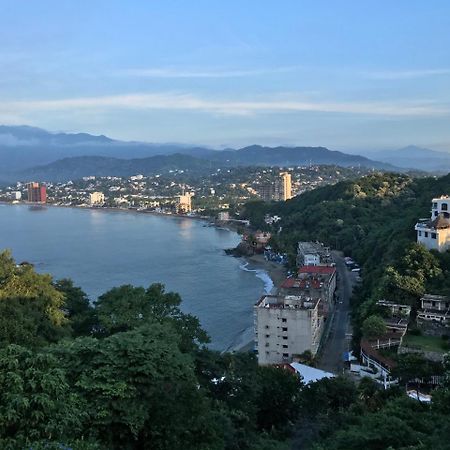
left=0, top=125, right=448, bottom=182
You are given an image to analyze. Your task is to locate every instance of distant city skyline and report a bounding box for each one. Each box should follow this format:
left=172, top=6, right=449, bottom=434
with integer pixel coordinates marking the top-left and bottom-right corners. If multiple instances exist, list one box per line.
left=1, top=1, right=450, bottom=151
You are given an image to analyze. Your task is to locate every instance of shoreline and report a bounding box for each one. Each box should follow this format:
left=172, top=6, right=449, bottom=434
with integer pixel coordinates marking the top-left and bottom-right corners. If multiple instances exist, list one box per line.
left=231, top=253, right=287, bottom=353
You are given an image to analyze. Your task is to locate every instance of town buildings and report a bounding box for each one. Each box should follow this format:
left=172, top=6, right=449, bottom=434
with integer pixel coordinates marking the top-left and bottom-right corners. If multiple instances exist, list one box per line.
left=255, top=294, right=324, bottom=365
left=27, top=182, right=46, bottom=203
left=255, top=239, right=337, bottom=365
left=89, top=191, right=105, bottom=206
left=415, top=196, right=450, bottom=252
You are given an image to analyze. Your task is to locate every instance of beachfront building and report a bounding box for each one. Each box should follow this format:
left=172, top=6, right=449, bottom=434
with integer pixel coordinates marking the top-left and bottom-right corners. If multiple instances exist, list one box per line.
left=282, top=265, right=337, bottom=305
left=254, top=294, right=324, bottom=365
left=176, top=191, right=193, bottom=213
left=415, top=196, right=450, bottom=252
left=27, top=182, right=46, bottom=203
left=89, top=191, right=105, bottom=206
left=296, top=241, right=332, bottom=267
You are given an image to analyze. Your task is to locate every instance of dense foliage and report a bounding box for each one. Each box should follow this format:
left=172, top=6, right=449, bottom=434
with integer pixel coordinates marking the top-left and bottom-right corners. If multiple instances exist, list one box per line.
left=0, top=250, right=302, bottom=449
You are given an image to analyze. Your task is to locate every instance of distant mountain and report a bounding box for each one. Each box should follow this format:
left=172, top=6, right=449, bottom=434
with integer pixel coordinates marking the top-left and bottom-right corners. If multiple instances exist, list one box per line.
left=371, top=145, right=450, bottom=172
left=17, top=154, right=218, bottom=182
left=0, top=125, right=401, bottom=181
left=206, top=145, right=394, bottom=169
left=0, top=125, right=216, bottom=172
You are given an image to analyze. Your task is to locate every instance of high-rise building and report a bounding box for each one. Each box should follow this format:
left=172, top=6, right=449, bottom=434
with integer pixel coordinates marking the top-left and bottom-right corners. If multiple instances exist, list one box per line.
left=279, top=172, right=292, bottom=201
left=27, top=182, right=47, bottom=203
left=259, top=172, right=292, bottom=202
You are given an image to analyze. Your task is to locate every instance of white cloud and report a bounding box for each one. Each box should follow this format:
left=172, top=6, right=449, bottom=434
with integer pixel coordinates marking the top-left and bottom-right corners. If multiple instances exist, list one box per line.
left=1, top=92, right=448, bottom=118
left=365, top=68, right=450, bottom=80
left=117, top=66, right=295, bottom=78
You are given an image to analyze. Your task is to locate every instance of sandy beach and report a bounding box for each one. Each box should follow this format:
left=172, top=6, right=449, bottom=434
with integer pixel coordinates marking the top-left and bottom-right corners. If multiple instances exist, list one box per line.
left=243, top=253, right=287, bottom=290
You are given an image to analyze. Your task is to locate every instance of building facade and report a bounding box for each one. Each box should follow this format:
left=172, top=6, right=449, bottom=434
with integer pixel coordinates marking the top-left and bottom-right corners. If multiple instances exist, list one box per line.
left=89, top=191, right=105, bottom=206
left=27, top=182, right=46, bottom=203
left=177, top=192, right=193, bottom=213
left=296, top=241, right=332, bottom=266
left=255, top=294, right=324, bottom=365
left=415, top=196, right=450, bottom=252
left=259, top=172, right=292, bottom=202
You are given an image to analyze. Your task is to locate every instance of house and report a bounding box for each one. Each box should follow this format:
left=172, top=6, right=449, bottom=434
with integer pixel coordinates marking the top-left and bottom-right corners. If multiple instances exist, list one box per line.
left=417, top=294, right=450, bottom=330
left=415, top=196, right=450, bottom=252
left=296, top=241, right=333, bottom=266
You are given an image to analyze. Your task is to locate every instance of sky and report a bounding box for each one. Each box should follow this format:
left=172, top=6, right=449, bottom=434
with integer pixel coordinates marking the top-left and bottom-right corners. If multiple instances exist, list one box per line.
left=1, top=0, right=450, bottom=151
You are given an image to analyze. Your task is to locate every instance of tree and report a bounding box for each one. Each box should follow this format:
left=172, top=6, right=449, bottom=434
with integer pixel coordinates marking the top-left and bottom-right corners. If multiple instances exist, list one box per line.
left=95, top=283, right=209, bottom=350
left=55, top=278, right=97, bottom=337
left=0, top=345, right=86, bottom=449
left=0, top=250, right=67, bottom=326
left=362, top=315, right=387, bottom=339
left=51, top=324, right=222, bottom=450
left=255, top=366, right=302, bottom=432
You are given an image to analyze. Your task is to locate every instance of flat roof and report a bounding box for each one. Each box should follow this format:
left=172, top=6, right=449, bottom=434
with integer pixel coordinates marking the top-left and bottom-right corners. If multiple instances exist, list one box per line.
left=298, top=266, right=336, bottom=275
left=255, top=294, right=320, bottom=309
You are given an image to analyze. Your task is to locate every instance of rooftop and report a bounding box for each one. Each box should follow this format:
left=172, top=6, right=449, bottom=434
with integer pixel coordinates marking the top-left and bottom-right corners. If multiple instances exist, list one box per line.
left=298, top=265, right=336, bottom=276
left=255, top=294, right=320, bottom=310
left=287, top=362, right=335, bottom=384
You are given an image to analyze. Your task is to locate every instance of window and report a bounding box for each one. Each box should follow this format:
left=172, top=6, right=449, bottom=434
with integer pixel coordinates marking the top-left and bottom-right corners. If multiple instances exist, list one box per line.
left=281, top=318, right=287, bottom=323
left=282, top=344, right=288, bottom=349
left=265, top=334, right=270, bottom=338
left=418, top=231, right=422, bottom=236
left=282, top=336, right=288, bottom=340
left=282, top=353, right=289, bottom=358
left=434, top=211, right=438, bottom=217
left=282, top=327, right=288, bottom=332
left=425, top=232, right=429, bottom=238
left=431, top=233, right=437, bottom=239
left=442, top=203, right=448, bottom=211
left=265, top=342, right=270, bottom=347
left=265, top=325, right=269, bottom=329
left=433, top=202, right=438, bottom=208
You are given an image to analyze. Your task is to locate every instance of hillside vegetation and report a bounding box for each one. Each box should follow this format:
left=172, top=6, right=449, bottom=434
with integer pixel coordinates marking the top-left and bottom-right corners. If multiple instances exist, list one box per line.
left=243, top=172, right=450, bottom=337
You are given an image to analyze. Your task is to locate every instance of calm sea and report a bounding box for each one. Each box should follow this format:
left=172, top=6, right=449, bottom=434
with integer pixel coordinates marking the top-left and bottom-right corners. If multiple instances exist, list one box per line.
left=0, top=204, right=271, bottom=350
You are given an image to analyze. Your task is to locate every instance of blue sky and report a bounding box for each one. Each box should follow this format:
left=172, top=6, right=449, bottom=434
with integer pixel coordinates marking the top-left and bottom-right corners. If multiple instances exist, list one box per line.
left=1, top=0, right=450, bottom=151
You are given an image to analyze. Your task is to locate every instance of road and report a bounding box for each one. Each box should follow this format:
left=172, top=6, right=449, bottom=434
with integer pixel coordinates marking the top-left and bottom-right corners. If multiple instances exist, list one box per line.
left=317, top=251, right=357, bottom=373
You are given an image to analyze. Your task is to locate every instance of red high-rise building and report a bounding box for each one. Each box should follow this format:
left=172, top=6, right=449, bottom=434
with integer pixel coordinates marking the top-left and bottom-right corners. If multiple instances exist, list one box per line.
left=27, top=182, right=47, bottom=203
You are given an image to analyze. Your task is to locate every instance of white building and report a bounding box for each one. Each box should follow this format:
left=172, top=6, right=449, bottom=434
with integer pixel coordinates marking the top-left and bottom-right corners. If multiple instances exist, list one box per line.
left=415, top=196, right=450, bottom=252
left=296, top=241, right=332, bottom=266
left=417, top=294, right=450, bottom=326
left=254, top=294, right=324, bottom=365
left=89, top=191, right=105, bottom=206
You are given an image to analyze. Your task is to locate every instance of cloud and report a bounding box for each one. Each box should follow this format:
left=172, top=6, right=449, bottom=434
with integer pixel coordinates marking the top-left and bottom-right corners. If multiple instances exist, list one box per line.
left=365, top=68, right=450, bottom=80
left=1, top=92, right=448, bottom=118
left=117, top=66, right=296, bottom=78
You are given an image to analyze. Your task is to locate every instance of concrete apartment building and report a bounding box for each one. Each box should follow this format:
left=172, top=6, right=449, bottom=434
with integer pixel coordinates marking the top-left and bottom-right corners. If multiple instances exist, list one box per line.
left=415, top=196, right=450, bottom=252
left=255, top=294, right=324, bottom=365
left=89, top=191, right=105, bottom=206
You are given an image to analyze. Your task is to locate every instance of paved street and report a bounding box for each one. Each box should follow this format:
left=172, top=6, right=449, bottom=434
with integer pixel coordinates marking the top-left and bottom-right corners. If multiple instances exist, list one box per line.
left=317, top=251, right=357, bottom=373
